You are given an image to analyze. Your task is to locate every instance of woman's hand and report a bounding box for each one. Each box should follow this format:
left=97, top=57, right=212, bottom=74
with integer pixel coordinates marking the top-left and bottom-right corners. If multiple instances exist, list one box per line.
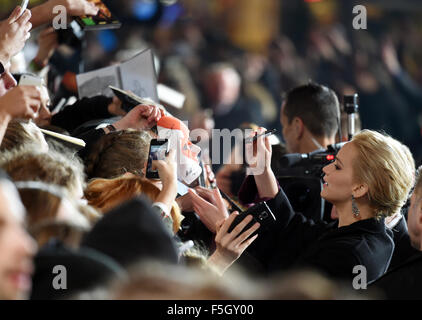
left=188, top=187, right=229, bottom=233
left=112, top=104, right=162, bottom=131
left=52, top=0, right=99, bottom=17
left=207, top=212, right=260, bottom=275
left=152, top=150, right=178, bottom=210
left=245, top=127, right=278, bottom=199
left=0, top=7, right=32, bottom=63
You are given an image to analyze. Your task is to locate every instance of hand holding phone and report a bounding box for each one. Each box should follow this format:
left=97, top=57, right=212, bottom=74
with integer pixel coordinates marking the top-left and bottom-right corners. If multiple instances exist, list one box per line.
left=19, top=0, right=29, bottom=17
left=146, top=139, right=170, bottom=179
left=19, top=74, right=43, bottom=87
left=227, top=202, right=276, bottom=237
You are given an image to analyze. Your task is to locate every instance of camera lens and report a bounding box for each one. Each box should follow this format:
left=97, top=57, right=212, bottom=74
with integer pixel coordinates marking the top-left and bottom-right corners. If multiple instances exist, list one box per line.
left=258, top=211, right=268, bottom=220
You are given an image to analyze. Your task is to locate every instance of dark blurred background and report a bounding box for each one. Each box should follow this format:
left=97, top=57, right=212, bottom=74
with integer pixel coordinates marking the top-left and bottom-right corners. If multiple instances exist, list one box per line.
left=2, top=0, right=422, bottom=163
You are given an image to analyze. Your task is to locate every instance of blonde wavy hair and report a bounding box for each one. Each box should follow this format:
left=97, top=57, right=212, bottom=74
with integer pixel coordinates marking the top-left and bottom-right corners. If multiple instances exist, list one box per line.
left=351, top=130, right=415, bottom=218
left=85, top=175, right=183, bottom=234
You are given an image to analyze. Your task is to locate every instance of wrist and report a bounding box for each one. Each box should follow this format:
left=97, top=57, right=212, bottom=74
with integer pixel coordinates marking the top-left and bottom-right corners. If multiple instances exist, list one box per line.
left=0, top=53, right=10, bottom=67
left=33, top=56, right=48, bottom=69
left=207, top=251, right=230, bottom=275
left=162, top=180, right=177, bottom=197
left=112, top=119, right=126, bottom=131
left=0, top=111, right=12, bottom=125
left=254, top=169, right=278, bottom=199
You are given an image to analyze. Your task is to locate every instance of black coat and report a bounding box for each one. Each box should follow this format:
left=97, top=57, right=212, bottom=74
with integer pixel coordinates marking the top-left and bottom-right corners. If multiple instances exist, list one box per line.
left=387, top=216, right=419, bottom=271
left=371, top=252, right=422, bottom=299
left=51, top=95, right=113, bottom=133
left=246, top=188, right=394, bottom=283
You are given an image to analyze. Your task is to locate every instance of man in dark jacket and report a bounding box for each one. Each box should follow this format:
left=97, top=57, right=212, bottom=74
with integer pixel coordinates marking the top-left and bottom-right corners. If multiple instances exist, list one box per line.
left=371, top=166, right=422, bottom=299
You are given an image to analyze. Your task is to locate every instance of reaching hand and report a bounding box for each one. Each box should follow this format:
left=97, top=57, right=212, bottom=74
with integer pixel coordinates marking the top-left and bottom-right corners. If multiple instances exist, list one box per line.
left=107, top=96, right=125, bottom=117
left=0, top=86, right=42, bottom=120
left=215, top=164, right=242, bottom=197
left=245, top=127, right=272, bottom=175
left=152, top=149, right=177, bottom=189
left=34, top=86, right=52, bottom=127
left=151, top=150, right=178, bottom=212
left=0, top=6, right=32, bottom=63
left=52, top=0, right=99, bottom=17
left=35, top=27, right=58, bottom=67
left=381, top=39, right=401, bottom=75
left=244, top=127, right=278, bottom=199
left=188, top=187, right=229, bottom=233
left=207, top=212, right=260, bottom=275
left=113, top=104, right=162, bottom=131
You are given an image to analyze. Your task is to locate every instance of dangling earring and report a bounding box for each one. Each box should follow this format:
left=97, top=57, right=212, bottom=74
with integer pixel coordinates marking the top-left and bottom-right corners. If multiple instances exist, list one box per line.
left=351, top=195, right=360, bottom=217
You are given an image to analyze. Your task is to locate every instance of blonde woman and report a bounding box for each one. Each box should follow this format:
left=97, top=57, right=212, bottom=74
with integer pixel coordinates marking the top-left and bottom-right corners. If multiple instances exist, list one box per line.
left=202, top=129, right=415, bottom=282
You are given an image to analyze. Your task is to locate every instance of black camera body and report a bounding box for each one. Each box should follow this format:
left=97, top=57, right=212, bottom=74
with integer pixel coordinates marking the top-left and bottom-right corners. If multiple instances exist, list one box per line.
left=228, top=201, right=276, bottom=237
left=273, top=142, right=345, bottom=221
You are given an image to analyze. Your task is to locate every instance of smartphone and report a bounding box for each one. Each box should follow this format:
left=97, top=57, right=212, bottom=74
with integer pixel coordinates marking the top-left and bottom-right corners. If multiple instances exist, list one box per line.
left=146, top=139, right=169, bottom=179
left=227, top=201, right=276, bottom=237
left=19, top=0, right=29, bottom=17
left=19, top=74, right=43, bottom=87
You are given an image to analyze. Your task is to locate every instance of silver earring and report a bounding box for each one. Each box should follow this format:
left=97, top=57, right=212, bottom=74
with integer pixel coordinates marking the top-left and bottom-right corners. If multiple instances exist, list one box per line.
left=352, top=195, right=360, bottom=217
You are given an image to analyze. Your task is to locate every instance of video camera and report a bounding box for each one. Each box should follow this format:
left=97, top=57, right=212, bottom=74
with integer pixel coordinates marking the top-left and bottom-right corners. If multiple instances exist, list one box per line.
left=279, top=142, right=346, bottom=178
left=274, top=143, right=344, bottom=222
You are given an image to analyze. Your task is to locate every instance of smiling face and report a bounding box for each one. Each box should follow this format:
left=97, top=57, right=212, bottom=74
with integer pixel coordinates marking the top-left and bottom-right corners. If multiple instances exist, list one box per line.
left=321, top=142, right=358, bottom=205
left=0, top=180, right=37, bottom=300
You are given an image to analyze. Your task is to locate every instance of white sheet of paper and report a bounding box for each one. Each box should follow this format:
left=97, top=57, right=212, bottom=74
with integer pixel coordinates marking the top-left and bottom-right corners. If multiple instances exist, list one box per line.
left=176, top=180, right=190, bottom=196
left=157, top=84, right=186, bottom=109
left=76, top=65, right=119, bottom=99
left=119, top=48, right=159, bottom=102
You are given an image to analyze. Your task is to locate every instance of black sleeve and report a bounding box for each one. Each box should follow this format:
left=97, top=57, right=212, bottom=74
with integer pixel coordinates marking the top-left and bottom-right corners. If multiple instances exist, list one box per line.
left=245, top=188, right=330, bottom=273
left=51, top=96, right=113, bottom=133
left=295, top=244, right=361, bottom=282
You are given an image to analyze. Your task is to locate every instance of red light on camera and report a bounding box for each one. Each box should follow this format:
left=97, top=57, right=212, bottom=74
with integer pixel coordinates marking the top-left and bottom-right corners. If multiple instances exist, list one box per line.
left=326, top=155, right=335, bottom=161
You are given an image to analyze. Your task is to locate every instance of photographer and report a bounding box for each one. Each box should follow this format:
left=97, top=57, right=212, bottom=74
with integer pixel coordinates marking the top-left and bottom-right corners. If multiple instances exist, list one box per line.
left=239, top=82, right=341, bottom=222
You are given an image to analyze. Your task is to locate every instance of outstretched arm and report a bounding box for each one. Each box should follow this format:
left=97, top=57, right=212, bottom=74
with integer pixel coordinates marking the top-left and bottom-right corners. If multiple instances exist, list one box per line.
left=30, top=0, right=98, bottom=28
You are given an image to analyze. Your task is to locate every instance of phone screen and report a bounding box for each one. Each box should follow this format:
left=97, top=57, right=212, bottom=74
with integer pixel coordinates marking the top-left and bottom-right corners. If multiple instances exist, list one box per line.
left=146, top=141, right=168, bottom=178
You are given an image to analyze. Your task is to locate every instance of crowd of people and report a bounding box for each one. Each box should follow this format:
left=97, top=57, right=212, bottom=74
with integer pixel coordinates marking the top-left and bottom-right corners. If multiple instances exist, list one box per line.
left=0, top=0, right=422, bottom=301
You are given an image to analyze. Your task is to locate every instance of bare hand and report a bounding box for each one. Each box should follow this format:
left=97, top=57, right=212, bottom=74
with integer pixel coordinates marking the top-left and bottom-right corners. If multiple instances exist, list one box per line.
left=35, top=27, right=58, bottom=66
left=0, top=86, right=42, bottom=119
left=0, top=7, right=32, bottom=63
left=34, top=86, right=52, bottom=127
left=245, top=127, right=272, bottom=174
left=208, top=212, right=260, bottom=274
left=188, top=187, right=229, bottom=233
left=113, top=104, right=162, bottom=131
left=52, top=0, right=99, bottom=16
left=245, top=127, right=278, bottom=198
left=152, top=149, right=177, bottom=190
left=381, top=39, right=401, bottom=75
left=152, top=150, right=178, bottom=210
left=216, top=164, right=242, bottom=197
